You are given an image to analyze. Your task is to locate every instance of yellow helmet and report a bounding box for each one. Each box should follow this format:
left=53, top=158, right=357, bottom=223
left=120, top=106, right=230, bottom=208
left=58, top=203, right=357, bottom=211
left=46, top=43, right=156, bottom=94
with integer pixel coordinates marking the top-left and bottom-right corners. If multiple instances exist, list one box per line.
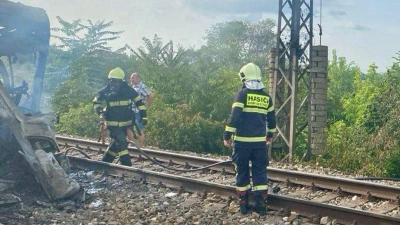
left=108, top=67, right=125, bottom=80
left=238, top=63, right=261, bottom=82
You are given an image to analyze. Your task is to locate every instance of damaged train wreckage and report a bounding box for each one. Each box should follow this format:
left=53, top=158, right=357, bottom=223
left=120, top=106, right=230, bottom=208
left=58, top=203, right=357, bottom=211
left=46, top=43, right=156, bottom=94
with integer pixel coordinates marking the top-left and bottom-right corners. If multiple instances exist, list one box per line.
left=0, top=0, right=79, bottom=200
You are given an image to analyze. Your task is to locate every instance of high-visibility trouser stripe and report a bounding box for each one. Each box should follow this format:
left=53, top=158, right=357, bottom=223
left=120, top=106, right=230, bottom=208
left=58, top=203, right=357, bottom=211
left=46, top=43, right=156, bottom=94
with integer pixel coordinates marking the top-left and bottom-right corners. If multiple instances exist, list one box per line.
left=138, top=105, right=146, bottom=110
left=134, top=96, right=141, bottom=102
left=234, top=136, right=265, bottom=142
left=118, top=150, right=129, bottom=156
left=108, top=100, right=131, bottom=107
left=236, top=184, right=252, bottom=192
left=106, top=150, right=117, bottom=157
left=242, top=108, right=267, bottom=114
left=232, top=102, right=244, bottom=108
left=267, top=128, right=276, bottom=133
left=232, top=162, right=237, bottom=173
left=105, top=120, right=132, bottom=127
left=225, top=126, right=236, bottom=132
left=253, top=185, right=268, bottom=191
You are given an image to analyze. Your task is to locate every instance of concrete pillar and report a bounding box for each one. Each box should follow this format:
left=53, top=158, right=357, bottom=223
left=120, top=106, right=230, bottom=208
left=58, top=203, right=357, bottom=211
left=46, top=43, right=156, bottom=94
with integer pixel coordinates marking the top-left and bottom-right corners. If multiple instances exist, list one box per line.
left=308, top=45, right=328, bottom=155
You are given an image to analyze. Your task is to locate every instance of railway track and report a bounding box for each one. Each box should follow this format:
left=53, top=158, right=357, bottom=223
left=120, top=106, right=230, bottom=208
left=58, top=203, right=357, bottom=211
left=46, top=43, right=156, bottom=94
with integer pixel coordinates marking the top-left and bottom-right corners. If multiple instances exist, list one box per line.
left=57, top=135, right=400, bottom=225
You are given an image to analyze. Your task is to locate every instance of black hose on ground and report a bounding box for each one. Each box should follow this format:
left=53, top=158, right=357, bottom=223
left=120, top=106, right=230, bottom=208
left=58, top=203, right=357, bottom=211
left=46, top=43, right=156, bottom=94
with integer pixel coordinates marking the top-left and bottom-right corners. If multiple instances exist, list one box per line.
left=63, top=147, right=92, bottom=159
left=60, top=142, right=233, bottom=172
left=128, top=141, right=233, bottom=172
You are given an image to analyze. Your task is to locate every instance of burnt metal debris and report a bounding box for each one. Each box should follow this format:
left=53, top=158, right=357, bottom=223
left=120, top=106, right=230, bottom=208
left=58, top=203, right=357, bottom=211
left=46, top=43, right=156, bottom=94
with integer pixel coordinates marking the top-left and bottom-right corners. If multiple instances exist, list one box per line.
left=0, top=0, right=80, bottom=200
left=0, top=0, right=49, bottom=112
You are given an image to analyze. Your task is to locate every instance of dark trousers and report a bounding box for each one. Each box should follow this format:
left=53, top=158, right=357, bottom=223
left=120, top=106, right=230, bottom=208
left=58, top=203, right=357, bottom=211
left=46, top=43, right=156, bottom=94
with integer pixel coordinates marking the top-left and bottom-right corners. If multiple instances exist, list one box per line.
left=102, top=126, right=131, bottom=166
left=232, top=146, right=268, bottom=196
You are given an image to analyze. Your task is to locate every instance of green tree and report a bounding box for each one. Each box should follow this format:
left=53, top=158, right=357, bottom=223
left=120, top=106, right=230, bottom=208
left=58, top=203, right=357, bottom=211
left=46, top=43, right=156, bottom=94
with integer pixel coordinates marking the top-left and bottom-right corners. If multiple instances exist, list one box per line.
left=51, top=17, right=124, bottom=56
left=131, top=35, right=194, bottom=104
left=324, top=62, right=400, bottom=177
left=342, top=64, right=381, bottom=129
left=201, top=19, right=276, bottom=71
left=45, top=17, right=128, bottom=95
left=327, top=50, right=360, bottom=124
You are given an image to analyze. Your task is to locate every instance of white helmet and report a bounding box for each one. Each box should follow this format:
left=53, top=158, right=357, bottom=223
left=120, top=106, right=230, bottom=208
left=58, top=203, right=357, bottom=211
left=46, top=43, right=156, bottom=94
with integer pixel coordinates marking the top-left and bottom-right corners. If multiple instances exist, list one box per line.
left=238, top=63, right=262, bottom=82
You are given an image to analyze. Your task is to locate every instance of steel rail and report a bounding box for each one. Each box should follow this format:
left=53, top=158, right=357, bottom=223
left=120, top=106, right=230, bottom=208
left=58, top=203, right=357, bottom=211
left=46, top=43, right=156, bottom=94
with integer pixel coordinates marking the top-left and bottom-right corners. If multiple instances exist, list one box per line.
left=57, top=136, right=400, bottom=201
left=57, top=135, right=229, bottom=168
left=68, top=156, right=400, bottom=225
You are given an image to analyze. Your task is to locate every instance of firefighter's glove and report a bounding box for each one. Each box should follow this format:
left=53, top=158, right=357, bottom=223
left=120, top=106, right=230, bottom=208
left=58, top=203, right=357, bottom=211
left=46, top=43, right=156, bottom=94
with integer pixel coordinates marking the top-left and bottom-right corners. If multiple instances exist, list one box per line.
left=141, top=118, right=148, bottom=126
left=266, top=132, right=273, bottom=145
left=95, top=107, right=103, bottom=115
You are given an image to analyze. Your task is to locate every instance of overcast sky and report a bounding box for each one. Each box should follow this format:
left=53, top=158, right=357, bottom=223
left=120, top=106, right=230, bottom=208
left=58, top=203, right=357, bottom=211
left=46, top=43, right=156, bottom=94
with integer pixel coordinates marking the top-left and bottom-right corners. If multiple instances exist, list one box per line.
left=16, top=0, right=400, bottom=72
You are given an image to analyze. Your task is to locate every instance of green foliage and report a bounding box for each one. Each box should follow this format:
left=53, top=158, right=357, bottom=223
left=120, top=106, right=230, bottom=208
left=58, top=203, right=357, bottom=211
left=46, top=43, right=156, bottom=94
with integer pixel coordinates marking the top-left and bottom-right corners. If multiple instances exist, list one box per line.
left=327, top=50, right=360, bottom=124
left=367, top=65, right=400, bottom=177
left=203, top=19, right=275, bottom=70
left=52, top=74, right=92, bottom=114
left=46, top=17, right=129, bottom=97
left=145, top=101, right=228, bottom=155
left=392, top=51, right=400, bottom=62
left=342, top=64, right=380, bottom=128
left=189, top=69, right=239, bottom=121
left=384, top=149, right=400, bottom=178
left=323, top=62, right=400, bottom=177
left=131, top=35, right=195, bottom=105
left=51, top=17, right=123, bottom=54
left=323, top=121, right=375, bottom=175
left=366, top=64, right=400, bottom=130
left=55, top=103, right=100, bottom=138
left=323, top=117, right=400, bottom=177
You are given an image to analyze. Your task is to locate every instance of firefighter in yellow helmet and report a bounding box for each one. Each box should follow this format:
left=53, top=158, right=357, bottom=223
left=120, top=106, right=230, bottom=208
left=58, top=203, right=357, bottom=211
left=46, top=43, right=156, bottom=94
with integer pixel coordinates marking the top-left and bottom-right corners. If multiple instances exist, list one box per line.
left=223, top=63, right=276, bottom=216
left=92, top=67, right=147, bottom=166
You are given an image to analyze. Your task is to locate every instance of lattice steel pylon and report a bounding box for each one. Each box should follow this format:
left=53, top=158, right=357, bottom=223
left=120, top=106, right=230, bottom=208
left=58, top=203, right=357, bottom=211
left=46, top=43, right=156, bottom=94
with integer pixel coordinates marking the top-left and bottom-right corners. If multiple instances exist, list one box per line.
left=271, top=0, right=314, bottom=161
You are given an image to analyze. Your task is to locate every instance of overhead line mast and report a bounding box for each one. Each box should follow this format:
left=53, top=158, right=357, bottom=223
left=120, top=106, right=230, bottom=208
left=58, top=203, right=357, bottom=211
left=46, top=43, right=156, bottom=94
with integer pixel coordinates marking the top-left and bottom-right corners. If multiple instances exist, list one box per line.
left=270, top=0, right=328, bottom=161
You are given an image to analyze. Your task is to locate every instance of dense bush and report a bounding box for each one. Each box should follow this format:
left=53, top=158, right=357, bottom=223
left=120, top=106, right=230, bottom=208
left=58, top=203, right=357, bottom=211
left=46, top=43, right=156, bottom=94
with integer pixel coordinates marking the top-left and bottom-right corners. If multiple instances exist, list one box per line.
left=55, top=103, right=100, bottom=139
left=323, top=121, right=385, bottom=176
left=145, top=102, right=228, bottom=155
left=322, top=63, right=400, bottom=177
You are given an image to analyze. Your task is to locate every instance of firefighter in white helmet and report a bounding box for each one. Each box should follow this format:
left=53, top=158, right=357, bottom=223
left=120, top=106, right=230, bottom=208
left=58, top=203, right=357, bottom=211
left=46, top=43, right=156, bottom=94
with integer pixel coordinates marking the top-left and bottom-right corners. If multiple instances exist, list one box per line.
left=223, top=63, right=276, bottom=216
left=93, top=67, right=147, bottom=166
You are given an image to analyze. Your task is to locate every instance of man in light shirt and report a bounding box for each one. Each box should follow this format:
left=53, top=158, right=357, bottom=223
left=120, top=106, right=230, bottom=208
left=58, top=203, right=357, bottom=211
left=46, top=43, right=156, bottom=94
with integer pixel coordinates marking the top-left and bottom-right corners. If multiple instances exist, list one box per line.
left=127, top=73, right=154, bottom=148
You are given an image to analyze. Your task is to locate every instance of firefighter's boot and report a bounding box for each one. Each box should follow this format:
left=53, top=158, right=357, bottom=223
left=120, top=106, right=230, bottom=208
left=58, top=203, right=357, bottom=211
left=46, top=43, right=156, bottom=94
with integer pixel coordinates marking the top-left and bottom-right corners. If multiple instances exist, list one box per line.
left=119, top=154, right=132, bottom=166
left=255, top=192, right=268, bottom=216
left=102, top=152, right=115, bottom=163
left=237, top=191, right=250, bottom=214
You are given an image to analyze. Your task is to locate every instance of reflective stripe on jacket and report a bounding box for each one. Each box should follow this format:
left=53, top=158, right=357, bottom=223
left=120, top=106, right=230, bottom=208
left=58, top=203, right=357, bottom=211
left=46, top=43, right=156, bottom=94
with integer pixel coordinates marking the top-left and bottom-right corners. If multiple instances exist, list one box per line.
left=93, top=82, right=147, bottom=128
left=223, top=87, right=276, bottom=148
